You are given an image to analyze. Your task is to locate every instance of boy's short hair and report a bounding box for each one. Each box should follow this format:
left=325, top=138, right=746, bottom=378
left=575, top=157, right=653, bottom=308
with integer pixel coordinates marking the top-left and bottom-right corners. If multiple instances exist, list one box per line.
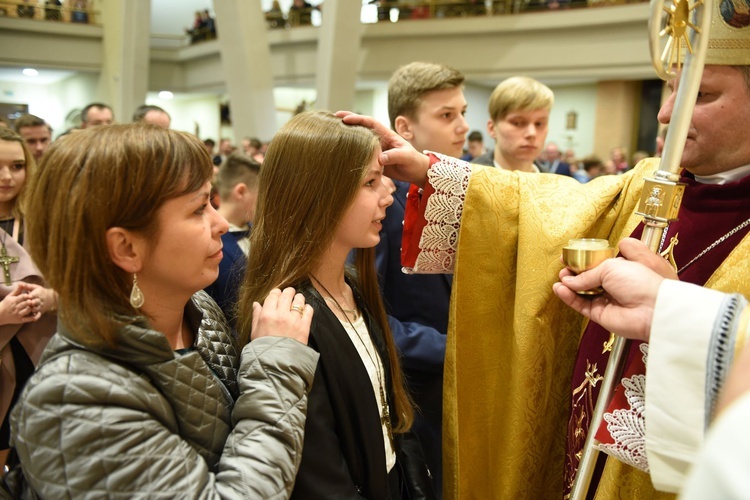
left=581, top=155, right=603, bottom=173
left=244, top=137, right=262, bottom=150
left=132, top=104, right=170, bottom=122
left=216, top=153, right=261, bottom=198
left=487, top=76, right=554, bottom=123
left=388, top=61, right=465, bottom=129
left=14, top=114, right=50, bottom=132
left=467, top=130, right=483, bottom=142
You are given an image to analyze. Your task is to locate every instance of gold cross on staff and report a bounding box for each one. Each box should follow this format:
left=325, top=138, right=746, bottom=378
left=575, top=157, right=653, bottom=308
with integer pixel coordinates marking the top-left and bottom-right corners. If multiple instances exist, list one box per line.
left=0, top=246, right=19, bottom=286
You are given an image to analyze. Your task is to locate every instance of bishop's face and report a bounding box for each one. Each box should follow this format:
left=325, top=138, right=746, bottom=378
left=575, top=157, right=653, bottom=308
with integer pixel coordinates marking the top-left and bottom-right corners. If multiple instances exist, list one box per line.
left=658, top=65, right=750, bottom=176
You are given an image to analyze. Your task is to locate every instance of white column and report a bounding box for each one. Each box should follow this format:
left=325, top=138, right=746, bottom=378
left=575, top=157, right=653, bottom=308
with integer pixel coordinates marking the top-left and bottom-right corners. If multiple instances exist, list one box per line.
left=213, top=0, right=277, bottom=141
left=98, top=0, right=150, bottom=123
left=315, top=0, right=364, bottom=112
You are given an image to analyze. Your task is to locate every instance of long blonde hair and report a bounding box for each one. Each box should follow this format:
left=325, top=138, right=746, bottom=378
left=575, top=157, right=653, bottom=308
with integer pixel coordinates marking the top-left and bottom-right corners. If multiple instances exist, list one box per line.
left=0, top=127, right=35, bottom=219
left=238, top=110, right=414, bottom=432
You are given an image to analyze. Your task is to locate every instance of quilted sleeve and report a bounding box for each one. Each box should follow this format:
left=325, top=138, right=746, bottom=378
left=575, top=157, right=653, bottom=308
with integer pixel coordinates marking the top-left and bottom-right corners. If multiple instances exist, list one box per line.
left=214, top=336, right=319, bottom=499
left=11, top=337, right=318, bottom=499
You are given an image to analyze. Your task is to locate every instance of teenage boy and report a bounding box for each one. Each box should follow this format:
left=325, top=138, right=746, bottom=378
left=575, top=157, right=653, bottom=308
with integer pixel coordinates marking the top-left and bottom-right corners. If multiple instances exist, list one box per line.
left=380, top=61, right=468, bottom=497
left=473, top=75, right=554, bottom=172
left=204, top=153, right=260, bottom=327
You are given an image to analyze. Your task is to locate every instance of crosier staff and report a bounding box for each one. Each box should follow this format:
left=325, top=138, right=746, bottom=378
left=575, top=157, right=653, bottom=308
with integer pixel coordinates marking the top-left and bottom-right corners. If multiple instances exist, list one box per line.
left=569, top=0, right=712, bottom=497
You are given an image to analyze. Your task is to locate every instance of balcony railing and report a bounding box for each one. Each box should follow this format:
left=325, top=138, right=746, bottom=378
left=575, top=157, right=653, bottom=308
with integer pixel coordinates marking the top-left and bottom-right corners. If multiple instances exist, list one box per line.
left=0, top=0, right=98, bottom=24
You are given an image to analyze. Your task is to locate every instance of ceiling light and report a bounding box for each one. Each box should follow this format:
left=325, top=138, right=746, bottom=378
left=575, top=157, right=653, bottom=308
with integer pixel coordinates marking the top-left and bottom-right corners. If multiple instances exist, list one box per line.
left=22, top=68, right=38, bottom=77
left=158, top=91, right=174, bottom=100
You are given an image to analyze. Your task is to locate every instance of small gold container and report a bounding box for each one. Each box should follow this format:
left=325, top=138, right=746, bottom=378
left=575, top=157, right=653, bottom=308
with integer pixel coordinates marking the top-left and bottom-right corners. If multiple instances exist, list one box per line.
left=562, top=239, right=616, bottom=295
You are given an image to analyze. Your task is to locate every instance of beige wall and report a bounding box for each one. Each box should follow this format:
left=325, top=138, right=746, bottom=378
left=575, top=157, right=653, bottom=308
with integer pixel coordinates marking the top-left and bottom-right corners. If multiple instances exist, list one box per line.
left=593, top=80, right=641, bottom=161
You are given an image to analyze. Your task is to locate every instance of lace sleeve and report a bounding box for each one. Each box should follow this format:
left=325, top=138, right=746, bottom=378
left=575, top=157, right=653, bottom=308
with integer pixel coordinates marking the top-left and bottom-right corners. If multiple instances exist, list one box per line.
left=402, top=152, right=472, bottom=274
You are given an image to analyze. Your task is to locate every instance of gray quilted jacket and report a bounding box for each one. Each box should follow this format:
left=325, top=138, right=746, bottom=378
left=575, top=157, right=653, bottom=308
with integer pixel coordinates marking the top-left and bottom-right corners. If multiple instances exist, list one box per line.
left=10, top=291, right=318, bottom=499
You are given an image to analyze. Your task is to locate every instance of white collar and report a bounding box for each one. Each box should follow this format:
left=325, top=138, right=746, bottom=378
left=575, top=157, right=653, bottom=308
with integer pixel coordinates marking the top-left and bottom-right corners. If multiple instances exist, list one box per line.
left=227, top=222, right=249, bottom=233
left=692, top=164, right=750, bottom=185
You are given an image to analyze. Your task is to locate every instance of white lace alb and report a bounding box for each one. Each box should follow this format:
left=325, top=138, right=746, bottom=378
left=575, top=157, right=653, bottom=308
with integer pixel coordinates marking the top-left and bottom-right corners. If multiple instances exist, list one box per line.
left=595, top=343, right=650, bottom=472
left=405, top=152, right=471, bottom=275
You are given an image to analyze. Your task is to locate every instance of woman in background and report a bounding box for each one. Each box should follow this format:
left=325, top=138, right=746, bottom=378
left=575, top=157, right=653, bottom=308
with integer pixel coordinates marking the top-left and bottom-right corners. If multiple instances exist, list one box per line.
left=240, top=110, right=433, bottom=499
left=0, top=128, right=56, bottom=471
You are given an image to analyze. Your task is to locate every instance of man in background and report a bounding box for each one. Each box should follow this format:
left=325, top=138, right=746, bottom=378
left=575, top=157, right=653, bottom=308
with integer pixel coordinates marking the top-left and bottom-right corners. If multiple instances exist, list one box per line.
left=14, top=114, right=52, bottom=162
left=537, top=141, right=573, bottom=176
left=132, top=104, right=171, bottom=129
left=80, top=103, right=114, bottom=128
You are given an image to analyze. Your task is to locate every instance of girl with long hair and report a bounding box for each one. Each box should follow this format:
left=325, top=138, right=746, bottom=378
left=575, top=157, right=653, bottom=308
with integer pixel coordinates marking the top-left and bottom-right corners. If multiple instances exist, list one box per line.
left=239, top=110, right=433, bottom=498
left=0, top=128, right=56, bottom=470
left=7, top=124, right=318, bottom=497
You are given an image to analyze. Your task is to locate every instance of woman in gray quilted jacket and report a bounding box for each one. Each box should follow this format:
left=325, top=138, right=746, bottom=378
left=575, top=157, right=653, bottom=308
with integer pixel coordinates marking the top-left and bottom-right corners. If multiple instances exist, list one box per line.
left=7, top=124, right=318, bottom=498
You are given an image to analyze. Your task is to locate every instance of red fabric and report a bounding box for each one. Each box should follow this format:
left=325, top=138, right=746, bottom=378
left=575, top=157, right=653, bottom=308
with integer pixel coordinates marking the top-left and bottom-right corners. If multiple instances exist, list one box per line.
left=401, top=154, right=439, bottom=269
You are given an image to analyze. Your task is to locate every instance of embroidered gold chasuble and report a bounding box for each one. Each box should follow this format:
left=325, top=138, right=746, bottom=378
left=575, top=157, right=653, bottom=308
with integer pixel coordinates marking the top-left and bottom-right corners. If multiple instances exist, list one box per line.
left=442, top=157, right=750, bottom=499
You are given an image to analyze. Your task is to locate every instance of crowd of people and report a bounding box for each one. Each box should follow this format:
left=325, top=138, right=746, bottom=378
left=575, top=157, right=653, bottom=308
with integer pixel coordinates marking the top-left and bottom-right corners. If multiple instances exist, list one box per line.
left=2, top=1, right=750, bottom=497
left=370, top=0, right=624, bottom=22
left=10, top=0, right=89, bottom=23
left=264, top=0, right=320, bottom=29
left=185, top=9, right=216, bottom=44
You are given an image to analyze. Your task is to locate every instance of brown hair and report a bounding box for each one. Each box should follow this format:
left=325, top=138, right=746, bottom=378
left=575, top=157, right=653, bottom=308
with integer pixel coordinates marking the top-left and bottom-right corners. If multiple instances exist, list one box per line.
left=13, top=114, right=50, bottom=133
left=25, top=124, right=213, bottom=347
left=215, top=152, right=261, bottom=198
left=388, top=61, right=465, bottom=129
left=238, top=110, right=414, bottom=432
left=0, top=127, right=35, bottom=218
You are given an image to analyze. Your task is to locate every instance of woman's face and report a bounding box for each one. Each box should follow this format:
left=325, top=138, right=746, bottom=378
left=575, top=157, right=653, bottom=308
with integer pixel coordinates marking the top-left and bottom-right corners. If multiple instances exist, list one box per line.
left=136, top=181, right=229, bottom=302
left=0, top=140, right=27, bottom=214
left=333, top=150, right=393, bottom=252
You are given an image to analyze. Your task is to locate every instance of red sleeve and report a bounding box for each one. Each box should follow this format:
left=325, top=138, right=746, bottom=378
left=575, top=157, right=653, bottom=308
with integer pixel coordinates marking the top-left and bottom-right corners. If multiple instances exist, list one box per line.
left=401, top=153, right=440, bottom=269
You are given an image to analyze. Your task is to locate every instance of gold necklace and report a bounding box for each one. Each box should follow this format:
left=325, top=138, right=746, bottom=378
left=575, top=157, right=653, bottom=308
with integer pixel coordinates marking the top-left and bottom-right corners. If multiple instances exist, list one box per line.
left=310, top=275, right=395, bottom=450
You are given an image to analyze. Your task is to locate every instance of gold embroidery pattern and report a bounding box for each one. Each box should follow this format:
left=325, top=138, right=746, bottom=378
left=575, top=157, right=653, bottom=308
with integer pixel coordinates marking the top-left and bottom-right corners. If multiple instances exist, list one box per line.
left=564, top=361, right=604, bottom=495
left=603, top=332, right=616, bottom=353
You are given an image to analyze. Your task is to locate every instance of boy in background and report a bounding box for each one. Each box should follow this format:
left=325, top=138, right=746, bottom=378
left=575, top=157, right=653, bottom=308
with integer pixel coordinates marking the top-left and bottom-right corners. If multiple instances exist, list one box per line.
left=473, top=76, right=554, bottom=173
left=380, top=61, right=469, bottom=497
left=205, top=153, right=260, bottom=327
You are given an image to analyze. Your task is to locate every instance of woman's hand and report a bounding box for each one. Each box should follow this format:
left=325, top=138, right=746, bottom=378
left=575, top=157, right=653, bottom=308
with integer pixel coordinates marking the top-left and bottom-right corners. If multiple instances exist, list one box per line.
left=0, top=283, right=42, bottom=325
left=25, top=283, right=57, bottom=315
left=251, top=287, right=313, bottom=345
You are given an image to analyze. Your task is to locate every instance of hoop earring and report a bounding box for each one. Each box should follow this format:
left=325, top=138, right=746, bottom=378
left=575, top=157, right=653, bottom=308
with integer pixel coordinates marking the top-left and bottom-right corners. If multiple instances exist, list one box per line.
left=130, top=273, right=144, bottom=309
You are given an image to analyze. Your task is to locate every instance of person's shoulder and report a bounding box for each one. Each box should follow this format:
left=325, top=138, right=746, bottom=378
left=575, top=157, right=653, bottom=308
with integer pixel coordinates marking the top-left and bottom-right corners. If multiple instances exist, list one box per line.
left=471, top=151, right=494, bottom=166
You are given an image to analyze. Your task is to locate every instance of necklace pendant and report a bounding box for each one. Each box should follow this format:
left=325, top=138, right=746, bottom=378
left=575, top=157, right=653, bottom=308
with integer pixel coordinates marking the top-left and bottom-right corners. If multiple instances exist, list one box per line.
left=380, top=387, right=395, bottom=448
left=0, top=244, right=19, bottom=286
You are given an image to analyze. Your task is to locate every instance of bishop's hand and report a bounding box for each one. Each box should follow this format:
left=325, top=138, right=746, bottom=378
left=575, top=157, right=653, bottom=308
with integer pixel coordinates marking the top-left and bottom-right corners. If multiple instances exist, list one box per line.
left=336, top=111, right=430, bottom=187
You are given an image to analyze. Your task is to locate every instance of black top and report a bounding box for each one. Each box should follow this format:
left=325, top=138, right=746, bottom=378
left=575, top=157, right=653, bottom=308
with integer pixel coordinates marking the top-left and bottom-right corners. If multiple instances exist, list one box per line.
left=291, top=279, right=434, bottom=499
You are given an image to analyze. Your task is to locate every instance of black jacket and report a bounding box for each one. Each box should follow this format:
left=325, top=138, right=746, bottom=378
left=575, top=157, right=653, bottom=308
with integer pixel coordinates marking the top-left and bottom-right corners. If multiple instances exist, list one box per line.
left=292, top=280, right=434, bottom=499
